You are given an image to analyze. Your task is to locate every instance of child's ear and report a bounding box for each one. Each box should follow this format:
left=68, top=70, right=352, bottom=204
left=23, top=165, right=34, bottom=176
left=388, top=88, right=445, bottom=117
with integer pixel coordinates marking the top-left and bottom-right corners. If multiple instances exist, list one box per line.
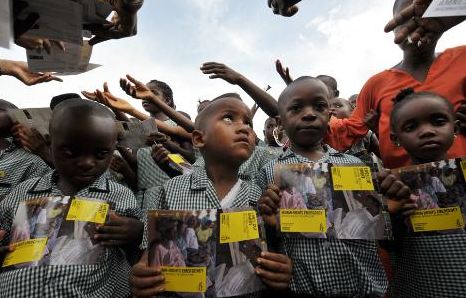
left=192, top=130, right=205, bottom=149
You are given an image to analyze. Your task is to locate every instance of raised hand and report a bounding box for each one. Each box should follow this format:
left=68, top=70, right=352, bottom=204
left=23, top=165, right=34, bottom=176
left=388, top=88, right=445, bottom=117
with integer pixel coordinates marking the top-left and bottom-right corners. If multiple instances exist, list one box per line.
left=86, top=0, right=144, bottom=46
left=268, top=0, right=300, bottom=17
left=200, top=62, right=244, bottom=85
left=275, top=59, right=293, bottom=85
left=120, top=75, right=154, bottom=101
left=0, top=60, right=63, bottom=86
left=15, top=36, right=65, bottom=54
left=384, top=0, right=464, bottom=45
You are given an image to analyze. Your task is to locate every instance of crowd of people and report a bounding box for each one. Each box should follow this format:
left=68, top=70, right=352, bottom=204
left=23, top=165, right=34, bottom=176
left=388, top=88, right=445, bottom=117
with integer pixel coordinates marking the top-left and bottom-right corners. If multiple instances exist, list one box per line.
left=0, top=0, right=465, bottom=297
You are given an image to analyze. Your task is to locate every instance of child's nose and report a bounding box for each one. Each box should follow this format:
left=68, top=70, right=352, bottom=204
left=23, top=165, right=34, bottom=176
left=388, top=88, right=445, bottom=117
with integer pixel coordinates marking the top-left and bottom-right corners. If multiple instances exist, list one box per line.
left=76, top=157, right=96, bottom=170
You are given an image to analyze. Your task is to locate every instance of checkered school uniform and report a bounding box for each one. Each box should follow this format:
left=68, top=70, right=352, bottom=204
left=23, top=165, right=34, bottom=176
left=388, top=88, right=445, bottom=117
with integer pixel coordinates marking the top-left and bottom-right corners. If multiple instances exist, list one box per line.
left=0, top=171, right=142, bottom=297
left=0, top=139, right=51, bottom=199
left=193, top=145, right=279, bottom=181
left=142, top=167, right=272, bottom=298
left=255, top=146, right=388, bottom=297
left=136, top=119, right=179, bottom=206
left=389, top=233, right=466, bottom=297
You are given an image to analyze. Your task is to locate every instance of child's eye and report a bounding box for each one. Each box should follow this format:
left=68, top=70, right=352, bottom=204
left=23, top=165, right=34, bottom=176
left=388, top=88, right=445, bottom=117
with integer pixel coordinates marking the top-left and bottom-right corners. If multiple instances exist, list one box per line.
left=289, top=104, right=301, bottom=112
left=431, top=116, right=448, bottom=126
left=63, top=148, right=75, bottom=157
left=315, top=102, right=328, bottom=112
left=402, top=123, right=416, bottom=132
left=222, top=115, right=233, bottom=123
left=96, top=151, right=110, bottom=159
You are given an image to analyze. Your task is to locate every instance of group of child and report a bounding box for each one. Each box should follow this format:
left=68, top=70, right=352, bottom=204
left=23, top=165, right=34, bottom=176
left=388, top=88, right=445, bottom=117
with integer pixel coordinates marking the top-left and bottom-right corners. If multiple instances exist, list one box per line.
left=0, top=0, right=465, bottom=297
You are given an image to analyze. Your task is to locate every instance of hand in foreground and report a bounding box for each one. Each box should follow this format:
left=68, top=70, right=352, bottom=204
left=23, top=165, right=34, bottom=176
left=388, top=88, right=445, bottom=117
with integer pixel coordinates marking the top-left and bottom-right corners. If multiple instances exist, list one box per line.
left=130, top=251, right=165, bottom=297
left=95, top=213, right=143, bottom=247
left=0, top=60, right=62, bottom=86
left=258, top=184, right=281, bottom=228
left=256, top=252, right=292, bottom=290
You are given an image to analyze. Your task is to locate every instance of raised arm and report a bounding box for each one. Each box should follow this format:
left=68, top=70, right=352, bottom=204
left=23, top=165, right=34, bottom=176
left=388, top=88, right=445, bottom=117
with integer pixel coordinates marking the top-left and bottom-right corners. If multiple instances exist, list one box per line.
left=120, top=74, right=195, bottom=132
left=201, top=62, right=279, bottom=117
left=384, top=0, right=466, bottom=44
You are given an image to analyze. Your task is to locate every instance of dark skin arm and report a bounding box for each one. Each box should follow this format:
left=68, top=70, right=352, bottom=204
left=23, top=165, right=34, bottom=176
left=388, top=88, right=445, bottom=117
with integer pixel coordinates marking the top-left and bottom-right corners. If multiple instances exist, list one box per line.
left=384, top=0, right=466, bottom=44
left=120, top=75, right=195, bottom=133
left=201, top=62, right=279, bottom=117
left=82, top=83, right=131, bottom=122
left=110, top=155, right=138, bottom=190
left=11, top=124, right=54, bottom=168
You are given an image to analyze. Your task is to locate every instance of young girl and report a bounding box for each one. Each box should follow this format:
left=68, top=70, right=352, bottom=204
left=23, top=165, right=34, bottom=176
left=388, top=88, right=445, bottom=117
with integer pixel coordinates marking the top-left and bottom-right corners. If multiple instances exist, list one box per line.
left=389, top=89, right=466, bottom=297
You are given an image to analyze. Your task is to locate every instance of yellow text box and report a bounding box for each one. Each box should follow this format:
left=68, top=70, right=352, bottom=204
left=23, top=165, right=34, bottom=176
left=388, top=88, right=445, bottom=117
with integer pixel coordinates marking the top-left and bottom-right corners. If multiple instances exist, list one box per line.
left=410, top=207, right=465, bottom=232
left=280, top=209, right=326, bottom=233
left=332, top=166, right=375, bottom=191
left=66, top=198, right=109, bottom=224
left=220, top=210, right=259, bottom=243
left=161, top=266, right=207, bottom=293
left=3, top=237, right=48, bottom=267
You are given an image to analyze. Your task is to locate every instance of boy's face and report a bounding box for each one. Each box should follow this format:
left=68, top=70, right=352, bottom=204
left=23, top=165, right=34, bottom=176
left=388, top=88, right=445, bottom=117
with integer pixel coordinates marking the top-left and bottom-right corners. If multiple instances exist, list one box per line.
left=391, top=96, right=456, bottom=163
left=263, top=118, right=277, bottom=145
left=279, top=79, right=330, bottom=149
left=329, top=98, right=352, bottom=119
left=51, top=115, right=117, bottom=189
left=195, top=98, right=254, bottom=165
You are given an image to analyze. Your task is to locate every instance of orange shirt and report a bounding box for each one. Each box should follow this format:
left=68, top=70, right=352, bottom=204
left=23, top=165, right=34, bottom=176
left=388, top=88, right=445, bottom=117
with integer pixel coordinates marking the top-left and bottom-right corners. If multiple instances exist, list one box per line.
left=326, top=46, right=466, bottom=169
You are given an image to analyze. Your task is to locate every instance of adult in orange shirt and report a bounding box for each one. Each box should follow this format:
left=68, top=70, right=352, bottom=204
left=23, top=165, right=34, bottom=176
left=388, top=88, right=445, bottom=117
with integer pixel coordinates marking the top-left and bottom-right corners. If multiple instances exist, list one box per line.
left=327, top=0, right=466, bottom=169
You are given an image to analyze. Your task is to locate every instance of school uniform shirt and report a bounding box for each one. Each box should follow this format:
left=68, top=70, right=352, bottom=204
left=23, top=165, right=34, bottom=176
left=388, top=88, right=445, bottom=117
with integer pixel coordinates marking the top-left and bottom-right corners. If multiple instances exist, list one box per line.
left=390, top=233, right=466, bottom=297
left=255, top=146, right=388, bottom=297
left=326, top=45, right=466, bottom=169
left=142, top=167, right=266, bottom=298
left=0, top=171, right=142, bottom=298
left=192, top=145, right=279, bottom=182
left=137, top=146, right=170, bottom=208
left=0, top=139, right=51, bottom=200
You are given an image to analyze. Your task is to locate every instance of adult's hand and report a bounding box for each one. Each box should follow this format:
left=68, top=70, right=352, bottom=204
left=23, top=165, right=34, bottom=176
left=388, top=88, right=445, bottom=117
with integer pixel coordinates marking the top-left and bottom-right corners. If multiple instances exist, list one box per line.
left=268, top=0, right=301, bottom=17
left=0, top=60, right=62, bottom=86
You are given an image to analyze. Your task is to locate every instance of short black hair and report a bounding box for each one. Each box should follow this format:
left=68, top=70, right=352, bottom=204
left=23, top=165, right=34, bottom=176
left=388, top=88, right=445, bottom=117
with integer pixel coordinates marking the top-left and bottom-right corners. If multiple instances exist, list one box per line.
left=390, top=88, right=454, bottom=131
left=278, top=76, right=328, bottom=108
left=0, top=99, right=18, bottom=110
left=194, top=94, right=244, bottom=130
left=316, top=75, right=339, bottom=97
left=50, top=99, right=115, bottom=134
left=146, top=80, right=174, bottom=108
left=50, top=93, right=82, bottom=110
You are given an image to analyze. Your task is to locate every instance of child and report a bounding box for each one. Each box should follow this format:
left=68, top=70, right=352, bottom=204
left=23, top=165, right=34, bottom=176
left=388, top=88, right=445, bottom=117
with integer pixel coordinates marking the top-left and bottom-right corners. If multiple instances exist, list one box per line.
left=0, top=99, right=51, bottom=200
left=387, top=89, right=466, bottom=297
left=131, top=94, right=292, bottom=297
left=329, top=97, right=380, bottom=166
left=192, top=94, right=279, bottom=182
left=256, top=77, right=404, bottom=297
left=0, top=99, right=143, bottom=297
left=261, top=117, right=284, bottom=156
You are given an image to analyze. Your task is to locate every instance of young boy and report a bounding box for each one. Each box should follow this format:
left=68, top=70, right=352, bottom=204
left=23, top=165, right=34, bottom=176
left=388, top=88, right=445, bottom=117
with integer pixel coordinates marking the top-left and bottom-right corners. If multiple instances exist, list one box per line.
left=192, top=94, right=279, bottom=183
left=0, top=99, right=143, bottom=297
left=256, top=77, right=391, bottom=297
left=260, top=117, right=284, bottom=156
left=0, top=99, right=51, bottom=200
left=131, top=94, right=292, bottom=297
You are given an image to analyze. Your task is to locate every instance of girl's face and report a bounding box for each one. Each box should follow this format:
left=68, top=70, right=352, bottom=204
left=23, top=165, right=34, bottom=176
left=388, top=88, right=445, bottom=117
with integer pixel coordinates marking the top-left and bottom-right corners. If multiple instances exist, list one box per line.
left=391, top=96, right=456, bottom=164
